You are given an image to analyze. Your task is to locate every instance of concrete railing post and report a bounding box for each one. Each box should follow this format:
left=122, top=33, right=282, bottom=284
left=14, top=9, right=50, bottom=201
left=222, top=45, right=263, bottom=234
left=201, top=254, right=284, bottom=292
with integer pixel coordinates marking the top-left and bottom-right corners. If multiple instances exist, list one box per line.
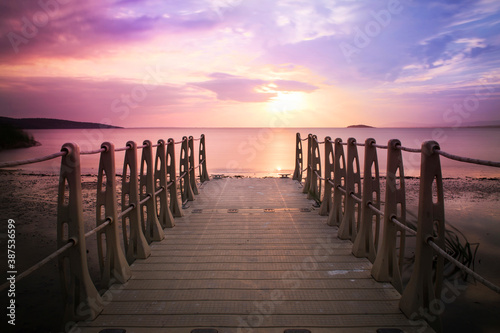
left=338, top=138, right=361, bottom=241
left=155, top=139, right=175, bottom=228
left=319, top=137, right=334, bottom=216
left=327, top=138, right=346, bottom=226
left=308, top=135, right=322, bottom=202
left=180, top=136, right=195, bottom=203
left=122, top=141, right=151, bottom=264
left=167, top=138, right=183, bottom=217
left=400, top=141, right=445, bottom=332
left=302, top=134, right=312, bottom=194
left=96, top=142, right=131, bottom=288
left=292, top=132, right=303, bottom=181
left=199, top=134, right=210, bottom=182
left=372, top=139, right=406, bottom=292
left=352, top=138, right=380, bottom=263
left=140, top=140, right=165, bottom=243
left=57, top=143, right=103, bottom=322
left=188, top=136, right=199, bottom=195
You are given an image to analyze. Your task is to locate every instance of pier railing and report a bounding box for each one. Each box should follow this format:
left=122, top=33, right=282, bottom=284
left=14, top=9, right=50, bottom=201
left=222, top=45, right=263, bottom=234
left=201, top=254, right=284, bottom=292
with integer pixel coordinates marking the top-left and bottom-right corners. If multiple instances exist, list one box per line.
left=293, top=133, right=500, bottom=332
left=0, top=134, right=209, bottom=325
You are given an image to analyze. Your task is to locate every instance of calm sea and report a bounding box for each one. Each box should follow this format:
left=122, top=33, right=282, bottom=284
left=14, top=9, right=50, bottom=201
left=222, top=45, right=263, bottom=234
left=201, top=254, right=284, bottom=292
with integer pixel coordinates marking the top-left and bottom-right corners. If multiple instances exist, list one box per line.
left=0, top=127, right=499, bottom=178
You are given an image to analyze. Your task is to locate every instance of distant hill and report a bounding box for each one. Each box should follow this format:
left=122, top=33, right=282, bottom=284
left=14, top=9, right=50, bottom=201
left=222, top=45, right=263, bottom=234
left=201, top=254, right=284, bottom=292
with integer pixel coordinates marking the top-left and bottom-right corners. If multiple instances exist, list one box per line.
left=347, top=124, right=374, bottom=128
left=0, top=117, right=122, bottom=129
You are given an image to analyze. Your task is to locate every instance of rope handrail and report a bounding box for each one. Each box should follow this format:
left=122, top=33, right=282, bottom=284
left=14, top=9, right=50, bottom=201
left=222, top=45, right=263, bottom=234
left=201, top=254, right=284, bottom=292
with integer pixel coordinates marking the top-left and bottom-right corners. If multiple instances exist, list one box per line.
left=428, top=239, right=500, bottom=294
left=336, top=185, right=347, bottom=194
left=349, top=192, right=362, bottom=203
left=298, top=132, right=500, bottom=322
left=155, top=187, right=165, bottom=196
left=81, top=148, right=106, bottom=155
left=0, top=239, right=74, bottom=292
left=396, top=145, right=421, bottom=153
left=176, top=171, right=187, bottom=182
left=139, top=194, right=152, bottom=206
left=436, top=148, right=500, bottom=168
left=313, top=137, right=325, bottom=144
left=0, top=133, right=209, bottom=323
left=301, top=138, right=308, bottom=141
left=313, top=169, right=325, bottom=181
left=0, top=135, right=201, bottom=169
left=119, top=204, right=136, bottom=218
left=0, top=184, right=164, bottom=294
left=85, top=219, right=111, bottom=239
left=367, top=202, right=384, bottom=217
left=193, top=158, right=206, bottom=171
left=114, top=146, right=131, bottom=152
left=391, top=216, right=417, bottom=235
left=0, top=151, right=67, bottom=168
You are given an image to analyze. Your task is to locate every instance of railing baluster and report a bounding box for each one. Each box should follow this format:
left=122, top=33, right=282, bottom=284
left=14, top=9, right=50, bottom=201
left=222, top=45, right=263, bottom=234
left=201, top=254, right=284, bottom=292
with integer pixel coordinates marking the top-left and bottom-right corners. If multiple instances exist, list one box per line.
left=352, top=138, right=380, bottom=262
left=400, top=141, right=445, bottom=332
left=302, top=134, right=313, bottom=194
left=167, top=138, right=183, bottom=217
left=180, top=136, right=195, bottom=203
left=140, top=140, right=165, bottom=242
left=372, top=139, right=406, bottom=292
left=155, top=139, right=175, bottom=228
left=292, top=132, right=303, bottom=181
left=57, top=143, right=103, bottom=322
left=328, top=138, right=346, bottom=226
left=338, top=138, right=361, bottom=241
left=319, top=136, right=334, bottom=216
left=308, top=135, right=321, bottom=202
left=122, top=141, right=151, bottom=264
left=96, top=142, right=131, bottom=288
left=199, top=134, right=210, bottom=182
left=188, top=136, right=199, bottom=195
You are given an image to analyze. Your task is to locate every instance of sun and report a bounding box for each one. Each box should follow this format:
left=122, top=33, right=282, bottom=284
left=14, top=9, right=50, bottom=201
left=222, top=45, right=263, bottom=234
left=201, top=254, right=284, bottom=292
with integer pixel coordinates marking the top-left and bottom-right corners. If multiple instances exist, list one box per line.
left=268, top=91, right=307, bottom=113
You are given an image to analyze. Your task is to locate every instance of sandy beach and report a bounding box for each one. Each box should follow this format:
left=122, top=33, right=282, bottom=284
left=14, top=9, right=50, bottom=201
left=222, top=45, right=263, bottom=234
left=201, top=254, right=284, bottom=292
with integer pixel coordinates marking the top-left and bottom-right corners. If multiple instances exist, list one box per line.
left=0, top=171, right=499, bottom=332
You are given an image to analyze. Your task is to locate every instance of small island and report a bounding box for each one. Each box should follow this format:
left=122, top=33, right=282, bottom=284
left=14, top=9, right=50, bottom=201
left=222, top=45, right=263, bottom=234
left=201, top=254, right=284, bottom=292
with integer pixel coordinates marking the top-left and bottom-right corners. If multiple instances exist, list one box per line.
left=0, top=124, right=40, bottom=150
left=347, top=124, right=374, bottom=128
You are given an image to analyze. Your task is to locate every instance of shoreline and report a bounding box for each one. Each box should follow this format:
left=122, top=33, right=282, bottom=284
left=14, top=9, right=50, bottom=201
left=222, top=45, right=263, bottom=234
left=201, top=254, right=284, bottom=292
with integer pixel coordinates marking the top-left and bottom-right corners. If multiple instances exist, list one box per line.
left=2, top=169, right=500, bottom=181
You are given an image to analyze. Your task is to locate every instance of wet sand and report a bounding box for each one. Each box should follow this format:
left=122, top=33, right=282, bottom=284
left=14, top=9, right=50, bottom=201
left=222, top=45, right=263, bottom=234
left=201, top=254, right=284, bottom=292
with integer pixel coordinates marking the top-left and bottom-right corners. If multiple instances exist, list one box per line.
left=0, top=171, right=498, bottom=332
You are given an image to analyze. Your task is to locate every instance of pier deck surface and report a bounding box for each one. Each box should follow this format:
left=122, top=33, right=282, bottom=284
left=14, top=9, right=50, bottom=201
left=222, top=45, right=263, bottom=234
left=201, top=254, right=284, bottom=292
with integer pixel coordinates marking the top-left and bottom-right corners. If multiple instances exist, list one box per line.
left=78, top=178, right=425, bottom=333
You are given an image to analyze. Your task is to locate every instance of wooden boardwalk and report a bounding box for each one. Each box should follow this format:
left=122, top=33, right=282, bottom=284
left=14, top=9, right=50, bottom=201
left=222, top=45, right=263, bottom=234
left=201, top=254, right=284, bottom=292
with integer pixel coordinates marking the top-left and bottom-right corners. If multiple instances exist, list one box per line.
left=78, top=178, right=423, bottom=333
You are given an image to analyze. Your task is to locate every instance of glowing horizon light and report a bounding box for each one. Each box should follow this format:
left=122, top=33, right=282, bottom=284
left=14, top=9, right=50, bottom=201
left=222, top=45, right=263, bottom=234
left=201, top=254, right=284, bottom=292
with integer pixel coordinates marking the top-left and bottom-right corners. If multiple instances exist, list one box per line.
left=277, top=166, right=282, bottom=171
left=268, top=91, right=307, bottom=113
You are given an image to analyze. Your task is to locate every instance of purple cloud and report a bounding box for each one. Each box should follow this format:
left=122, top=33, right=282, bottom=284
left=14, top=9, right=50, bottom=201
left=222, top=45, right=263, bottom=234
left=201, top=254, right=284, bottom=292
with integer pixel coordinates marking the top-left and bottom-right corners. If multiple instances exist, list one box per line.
left=0, top=76, right=207, bottom=126
left=191, top=73, right=318, bottom=102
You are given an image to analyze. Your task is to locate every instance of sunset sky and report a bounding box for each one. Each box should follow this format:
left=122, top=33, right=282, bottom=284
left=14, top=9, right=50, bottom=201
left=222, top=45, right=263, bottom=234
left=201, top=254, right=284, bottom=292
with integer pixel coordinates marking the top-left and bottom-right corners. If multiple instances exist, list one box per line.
left=1, top=0, right=499, bottom=128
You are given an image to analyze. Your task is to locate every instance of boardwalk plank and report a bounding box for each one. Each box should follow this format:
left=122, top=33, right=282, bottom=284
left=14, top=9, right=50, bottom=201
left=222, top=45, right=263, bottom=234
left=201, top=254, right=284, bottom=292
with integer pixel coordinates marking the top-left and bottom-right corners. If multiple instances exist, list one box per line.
left=77, top=178, right=431, bottom=332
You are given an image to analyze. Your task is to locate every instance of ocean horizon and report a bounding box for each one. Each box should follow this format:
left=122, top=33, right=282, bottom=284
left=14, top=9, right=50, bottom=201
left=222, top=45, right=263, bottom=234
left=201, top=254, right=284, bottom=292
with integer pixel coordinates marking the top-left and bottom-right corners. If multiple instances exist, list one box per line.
left=0, top=127, right=499, bottom=179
